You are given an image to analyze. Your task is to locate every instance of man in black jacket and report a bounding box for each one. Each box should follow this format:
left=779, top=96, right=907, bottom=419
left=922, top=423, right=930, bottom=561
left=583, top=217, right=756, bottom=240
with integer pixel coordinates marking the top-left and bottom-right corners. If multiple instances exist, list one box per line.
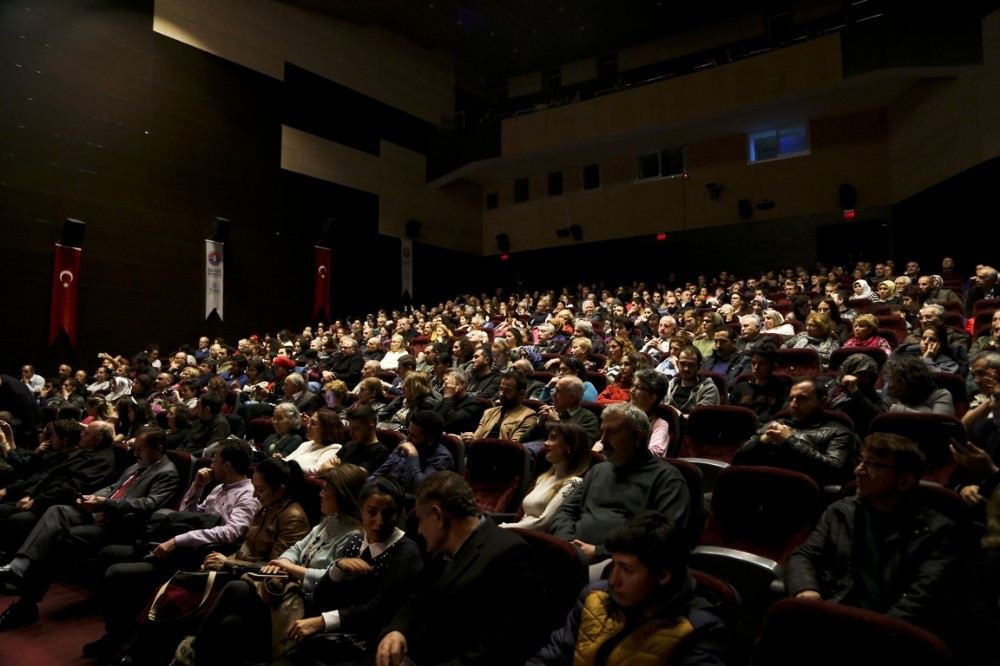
left=0, top=421, right=116, bottom=550
left=786, top=432, right=958, bottom=629
left=433, top=368, right=485, bottom=434
left=733, top=378, right=857, bottom=485
left=376, top=472, right=546, bottom=665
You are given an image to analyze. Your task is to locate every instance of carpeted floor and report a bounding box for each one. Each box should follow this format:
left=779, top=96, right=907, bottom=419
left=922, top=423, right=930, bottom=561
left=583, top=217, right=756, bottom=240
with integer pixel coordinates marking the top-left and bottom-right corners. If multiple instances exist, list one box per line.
left=0, top=582, right=104, bottom=665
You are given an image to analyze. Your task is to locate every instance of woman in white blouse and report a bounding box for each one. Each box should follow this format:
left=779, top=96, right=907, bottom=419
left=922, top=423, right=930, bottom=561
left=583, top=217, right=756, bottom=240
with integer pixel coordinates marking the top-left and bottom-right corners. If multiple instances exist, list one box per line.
left=379, top=335, right=408, bottom=371
left=501, top=422, right=591, bottom=531
left=285, top=408, right=345, bottom=476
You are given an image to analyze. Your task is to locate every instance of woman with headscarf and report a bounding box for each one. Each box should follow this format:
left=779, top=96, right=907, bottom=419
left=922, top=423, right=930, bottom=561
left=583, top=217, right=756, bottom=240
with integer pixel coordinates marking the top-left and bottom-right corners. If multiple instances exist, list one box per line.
left=762, top=309, right=796, bottom=338
left=851, top=279, right=878, bottom=302
left=876, top=280, right=899, bottom=305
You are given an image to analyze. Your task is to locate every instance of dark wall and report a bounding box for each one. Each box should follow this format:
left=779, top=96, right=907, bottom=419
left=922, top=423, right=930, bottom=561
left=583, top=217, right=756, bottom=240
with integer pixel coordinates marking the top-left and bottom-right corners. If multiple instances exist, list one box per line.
left=0, top=0, right=422, bottom=375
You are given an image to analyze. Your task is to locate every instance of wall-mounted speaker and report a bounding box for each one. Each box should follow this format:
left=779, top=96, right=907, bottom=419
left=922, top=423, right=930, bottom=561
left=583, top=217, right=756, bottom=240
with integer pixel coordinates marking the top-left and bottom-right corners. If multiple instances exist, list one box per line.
left=838, top=183, right=857, bottom=209
left=496, top=233, right=511, bottom=252
left=211, top=217, right=230, bottom=244
left=737, top=199, right=752, bottom=220
left=61, top=218, right=86, bottom=248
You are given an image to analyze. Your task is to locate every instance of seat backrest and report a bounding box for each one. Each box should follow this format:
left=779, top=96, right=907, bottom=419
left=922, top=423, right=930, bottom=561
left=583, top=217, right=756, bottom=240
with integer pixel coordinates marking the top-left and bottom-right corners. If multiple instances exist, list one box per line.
left=508, top=528, right=587, bottom=631
left=440, top=433, right=466, bottom=474
left=666, top=458, right=705, bottom=546
left=868, top=412, right=964, bottom=484
left=165, top=449, right=195, bottom=509
left=700, top=465, right=819, bottom=563
left=876, top=328, right=899, bottom=348
left=752, top=597, right=955, bottom=666
left=463, top=438, right=530, bottom=513
left=847, top=298, right=871, bottom=313
left=933, top=371, right=969, bottom=417
left=828, top=347, right=887, bottom=372
left=973, top=298, right=1000, bottom=315
left=679, top=405, right=759, bottom=462
left=376, top=428, right=406, bottom=450
left=774, top=348, right=820, bottom=376
left=246, top=417, right=276, bottom=444
left=700, top=371, right=729, bottom=404
left=655, top=403, right=683, bottom=457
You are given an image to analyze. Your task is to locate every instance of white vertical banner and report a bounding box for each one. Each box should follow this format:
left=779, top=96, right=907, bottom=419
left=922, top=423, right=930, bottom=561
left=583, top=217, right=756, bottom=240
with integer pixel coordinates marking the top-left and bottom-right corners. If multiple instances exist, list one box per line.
left=401, top=237, right=413, bottom=300
left=205, top=240, right=224, bottom=320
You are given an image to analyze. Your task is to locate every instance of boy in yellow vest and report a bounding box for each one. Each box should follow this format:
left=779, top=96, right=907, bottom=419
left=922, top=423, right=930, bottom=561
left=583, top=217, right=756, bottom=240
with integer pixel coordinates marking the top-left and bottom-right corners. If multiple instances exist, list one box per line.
left=528, top=511, right=729, bottom=665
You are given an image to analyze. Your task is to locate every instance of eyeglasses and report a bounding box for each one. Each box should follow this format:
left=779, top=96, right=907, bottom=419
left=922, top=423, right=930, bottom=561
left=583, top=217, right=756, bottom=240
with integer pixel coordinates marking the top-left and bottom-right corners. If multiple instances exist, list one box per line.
left=857, top=457, right=895, bottom=472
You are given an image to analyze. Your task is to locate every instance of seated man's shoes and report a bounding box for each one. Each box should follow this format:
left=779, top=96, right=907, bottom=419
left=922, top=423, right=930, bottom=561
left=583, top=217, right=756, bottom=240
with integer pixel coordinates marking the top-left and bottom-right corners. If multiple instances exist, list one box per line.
left=82, top=632, right=118, bottom=659
left=0, top=598, right=38, bottom=631
left=0, top=565, right=24, bottom=595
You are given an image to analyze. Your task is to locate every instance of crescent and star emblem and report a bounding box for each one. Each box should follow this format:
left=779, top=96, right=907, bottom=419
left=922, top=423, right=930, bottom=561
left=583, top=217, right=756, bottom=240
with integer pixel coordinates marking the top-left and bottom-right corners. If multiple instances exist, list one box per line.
left=318, top=265, right=328, bottom=278
left=59, top=270, right=74, bottom=288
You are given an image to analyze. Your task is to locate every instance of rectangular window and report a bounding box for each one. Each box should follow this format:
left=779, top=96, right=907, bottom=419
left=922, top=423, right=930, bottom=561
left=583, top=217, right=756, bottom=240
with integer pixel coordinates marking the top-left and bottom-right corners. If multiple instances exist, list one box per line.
left=748, top=123, right=810, bottom=163
left=514, top=178, right=530, bottom=203
left=582, top=164, right=600, bottom=190
left=637, top=146, right=684, bottom=180
left=547, top=171, right=564, bottom=196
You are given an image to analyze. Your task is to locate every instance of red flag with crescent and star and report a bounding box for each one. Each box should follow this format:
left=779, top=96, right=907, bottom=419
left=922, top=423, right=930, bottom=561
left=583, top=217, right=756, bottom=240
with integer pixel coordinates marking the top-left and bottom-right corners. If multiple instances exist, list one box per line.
left=313, top=245, right=331, bottom=321
left=50, top=243, right=82, bottom=346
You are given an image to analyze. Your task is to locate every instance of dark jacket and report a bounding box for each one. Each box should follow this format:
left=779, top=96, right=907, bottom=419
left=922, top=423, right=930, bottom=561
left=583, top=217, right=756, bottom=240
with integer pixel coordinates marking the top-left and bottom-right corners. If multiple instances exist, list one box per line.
left=466, top=370, right=501, bottom=400
left=17, top=445, right=117, bottom=510
left=786, top=496, right=958, bottom=626
left=98, top=455, right=180, bottom=517
left=182, top=414, right=231, bottom=455
left=338, top=439, right=390, bottom=474
left=733, top=414, right=858, bottom=485
left=433, top=394, right=486, bottom=434
left=383, top=519, right=546, bottom=665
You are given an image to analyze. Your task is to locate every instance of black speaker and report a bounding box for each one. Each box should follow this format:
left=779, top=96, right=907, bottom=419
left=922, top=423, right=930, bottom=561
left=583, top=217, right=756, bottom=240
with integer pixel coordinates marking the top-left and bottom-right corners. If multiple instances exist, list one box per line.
left=838, top=183, right=857, bottom=209
left=60, top=218, right=86, bottom=248
left=212, top=217, right=230, bottom=244
left=405, top=219, right=422, bottom=239
left=737, top=199, right=752, bottom=220
left=569, top=224, right=583, bottom=241
left=496, top=233, right=511, bottom=252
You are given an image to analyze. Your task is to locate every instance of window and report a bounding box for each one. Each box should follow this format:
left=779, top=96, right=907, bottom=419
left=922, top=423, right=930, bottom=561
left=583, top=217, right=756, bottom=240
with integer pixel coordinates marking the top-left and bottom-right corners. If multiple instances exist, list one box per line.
left=484, top=192, right=498, bottom=210
left=748, top=124, right=809, bottom=163
left=637, top=146, right=684, bottom=180
left=547, top=171, right=564, bottom=196
left=514, top=178, right=530, bottom=203
left=582, top=164, right=600, bottom=190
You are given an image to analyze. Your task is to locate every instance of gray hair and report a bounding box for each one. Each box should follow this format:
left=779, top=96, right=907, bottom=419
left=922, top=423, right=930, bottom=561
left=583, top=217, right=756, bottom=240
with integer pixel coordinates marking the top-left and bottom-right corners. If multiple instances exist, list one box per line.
left=972, top=351, right=1000, bottom=371
left=739, top=314, right=762, bottom=327
left=558, top=374, right=585, bottom=402
left=920, top=303, right=945, bottom=318
left=601, top=402, right=651, bottom=444
left=446, top=368, right=470, bottom=387
left=273, top=402, right=303, bottom=430
left=574, top=319, right=594, bottom=335
left=284, top=373, right=306, bottom=390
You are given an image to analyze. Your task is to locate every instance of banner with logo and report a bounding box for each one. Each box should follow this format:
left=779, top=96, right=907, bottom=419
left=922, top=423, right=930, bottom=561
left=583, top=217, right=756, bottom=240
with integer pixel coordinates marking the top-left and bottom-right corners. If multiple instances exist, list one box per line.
left=313, top=245, right=331, bottom=321
left=49, top=243, right=82, bottom=346
left=401, top=238, right=413, bottom=301
left=205, top=240, right=224, bottom=320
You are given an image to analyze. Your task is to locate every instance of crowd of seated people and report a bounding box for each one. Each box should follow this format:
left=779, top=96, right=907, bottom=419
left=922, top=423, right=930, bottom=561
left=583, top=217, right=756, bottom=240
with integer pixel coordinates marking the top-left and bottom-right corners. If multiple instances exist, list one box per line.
left=0, top=256, right=999, bottom=664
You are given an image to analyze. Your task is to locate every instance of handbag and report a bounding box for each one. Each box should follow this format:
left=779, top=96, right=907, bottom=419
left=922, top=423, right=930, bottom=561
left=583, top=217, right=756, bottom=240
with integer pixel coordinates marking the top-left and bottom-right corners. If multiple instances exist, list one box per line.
left=144, top=570, right=220, bottom=624
left=241, top=571, right=306, bottom=659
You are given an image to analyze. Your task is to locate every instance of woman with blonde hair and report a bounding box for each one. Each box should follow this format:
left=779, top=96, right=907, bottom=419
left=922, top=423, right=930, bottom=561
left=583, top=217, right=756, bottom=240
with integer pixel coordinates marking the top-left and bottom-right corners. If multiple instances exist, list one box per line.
left=782, top=312, right=841, bottom=369
left=843, top=313, right=893, bottom=355
left=379, top=334, right=408, bottom=371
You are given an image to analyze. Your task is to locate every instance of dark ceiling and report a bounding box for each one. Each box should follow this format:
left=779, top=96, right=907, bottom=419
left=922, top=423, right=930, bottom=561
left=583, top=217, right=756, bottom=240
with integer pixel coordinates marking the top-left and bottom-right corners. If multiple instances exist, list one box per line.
left=279, top=0, right=773, bottom=80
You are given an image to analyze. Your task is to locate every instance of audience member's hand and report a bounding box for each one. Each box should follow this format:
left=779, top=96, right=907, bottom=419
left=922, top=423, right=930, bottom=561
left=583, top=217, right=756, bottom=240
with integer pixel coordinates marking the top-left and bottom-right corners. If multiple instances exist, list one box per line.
left=193, top=467, right=213, bottom=486
left=840, top=374, right=858, bottom=395
left=376, top=631, right=408, bottom=666
left=336, top=558, right=374, bottom=574
left=154, top=538, right=177, bottom=559
left=950, top=440, right=999, bottom=478
left=796, top=590, right=822, bottom=601
left=459, top=432, right=474, bottom=444
left=761, top=422, right=792, bottom=444
left=399, top=442, right=418, bottom=457
left=16, top=496, right=34, bottom=511
left=959, top=484, right=986, bottom=506
left=77, top=495, right=105, bottom=511
left=922, top=339, right=941, bottom=359
left=315, top=455, right=340, bottom=474
left=0, top=488, right=6, bottom=500
left=202, top=552, right=227, bottom=571
left=288, top=616, right=325, bottom=642
left=571, top=540, right=596, bottom=562
left=261, top=558, right=294, bottom=575
left=537, top=405, right=557, bottom=422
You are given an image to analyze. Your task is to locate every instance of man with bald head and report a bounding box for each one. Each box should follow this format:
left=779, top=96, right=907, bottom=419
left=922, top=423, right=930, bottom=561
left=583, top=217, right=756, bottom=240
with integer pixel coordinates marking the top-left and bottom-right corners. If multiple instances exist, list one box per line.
left=525, top=375, right=600, bottom=445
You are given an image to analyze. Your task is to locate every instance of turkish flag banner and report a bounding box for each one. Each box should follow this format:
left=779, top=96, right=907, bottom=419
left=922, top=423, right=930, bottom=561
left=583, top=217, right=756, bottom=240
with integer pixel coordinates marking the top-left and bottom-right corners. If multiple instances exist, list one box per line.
left=313, top=246, right=332, bottom=321
left=49, top=243, right=82, bottom=346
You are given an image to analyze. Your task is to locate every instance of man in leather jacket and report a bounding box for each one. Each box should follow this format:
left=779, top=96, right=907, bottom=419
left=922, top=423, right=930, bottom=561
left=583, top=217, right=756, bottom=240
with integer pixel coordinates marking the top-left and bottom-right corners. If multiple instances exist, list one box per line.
left=732, top=378, right=857, bottom=485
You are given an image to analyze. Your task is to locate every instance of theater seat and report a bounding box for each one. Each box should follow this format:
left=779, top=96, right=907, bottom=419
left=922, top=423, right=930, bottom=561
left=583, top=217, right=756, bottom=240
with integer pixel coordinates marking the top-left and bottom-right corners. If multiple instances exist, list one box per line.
left=828, top=347, right=887, bottom=372
left=752, top=598, right=955, bottom=665
left=441, top=433, right=466, bottom=474
left=678, top=405, right=758, bottom=463
left=165, top=449, right=195, bottom=509
left=508, top=528, right=587, bottom=633
left=699, top=465, right=819, bottom=564
left=463, top=438, right=531, bottom=513
left=774, top=348, right=821, bottom=377
left=933, top=372, right=969, bottom=417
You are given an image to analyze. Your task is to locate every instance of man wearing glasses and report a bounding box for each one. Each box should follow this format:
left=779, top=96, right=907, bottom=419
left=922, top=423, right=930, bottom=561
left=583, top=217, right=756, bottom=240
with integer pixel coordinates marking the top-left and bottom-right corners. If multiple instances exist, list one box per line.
left=786, top=433, right=958, bottom=628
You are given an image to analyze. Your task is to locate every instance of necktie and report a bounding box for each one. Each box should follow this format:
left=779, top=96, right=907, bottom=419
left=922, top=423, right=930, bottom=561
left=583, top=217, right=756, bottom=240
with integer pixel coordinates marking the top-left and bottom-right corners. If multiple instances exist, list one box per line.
left=109, top=468, right=143, bottom=501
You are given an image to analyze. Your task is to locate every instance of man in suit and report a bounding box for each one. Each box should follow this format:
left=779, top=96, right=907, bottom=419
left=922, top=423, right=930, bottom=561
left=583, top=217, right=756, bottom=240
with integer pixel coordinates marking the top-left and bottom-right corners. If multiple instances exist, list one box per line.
left=330, top=336, right=365, bottom=388
left=462, top=370, right=538, bottom=443
left=0, top=426, right=179, bottom=630
left=282, top=372, right=324, bottom=414
left=376, top=472, right=546, bottom=666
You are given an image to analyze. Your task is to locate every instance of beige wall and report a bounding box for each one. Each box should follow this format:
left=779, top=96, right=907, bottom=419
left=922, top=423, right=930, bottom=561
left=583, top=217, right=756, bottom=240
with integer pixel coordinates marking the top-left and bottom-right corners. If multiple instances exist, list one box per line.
left=281, top=127, right=482, bottom=253
left=483, top=109, right=891, bottom=255
left=153, top=0, right=454, bottom=125
left=501, top=35, right=844, bottom=157
left=887, top=10, right=1000, bottom=201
